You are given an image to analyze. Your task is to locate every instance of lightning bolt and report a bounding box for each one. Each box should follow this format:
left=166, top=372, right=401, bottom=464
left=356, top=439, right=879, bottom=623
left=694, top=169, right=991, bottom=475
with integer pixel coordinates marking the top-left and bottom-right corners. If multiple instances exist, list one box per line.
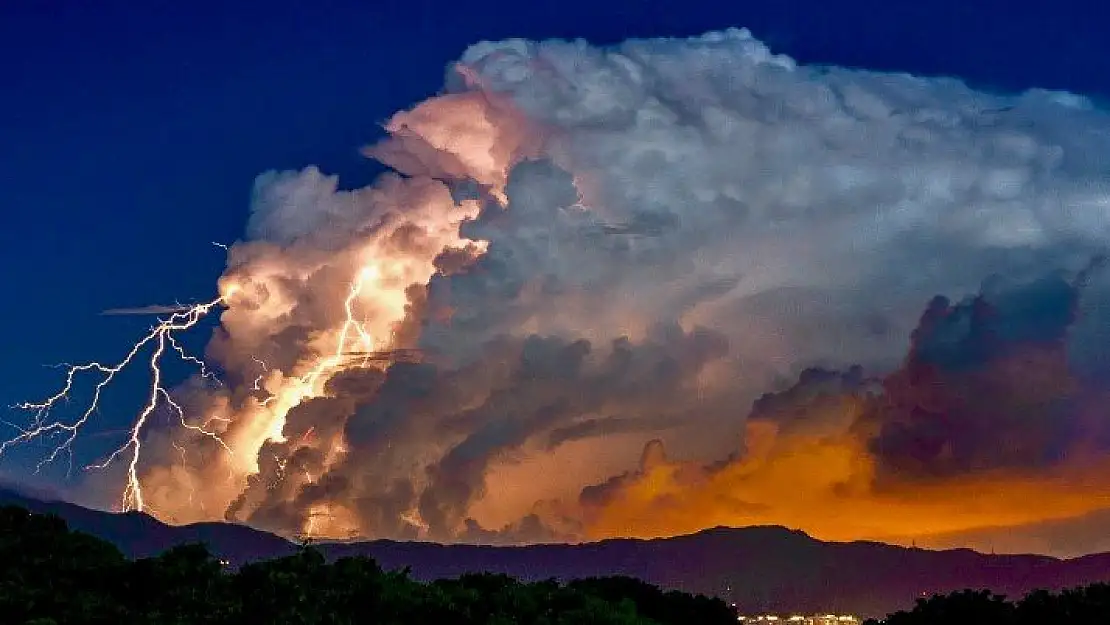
left=299, top=426, right=315, bottom=446
left=231, top=266, right=380, bottom=537
left=271, top=453, right=289, bottom=489
left=279, top=266, right=380, bottom=537
left=302, top=265, right=379, bottom=385
left=2, top=261, right=384, bottom=537
left=168, top=334, right=221, bottom=386
left=170, top=439, right=198, bottom=512
left=0, top=292, right=236, bottom=513
left=258, top=265, right=381, bottom=442
left=251, top=356, right=269, bottom=392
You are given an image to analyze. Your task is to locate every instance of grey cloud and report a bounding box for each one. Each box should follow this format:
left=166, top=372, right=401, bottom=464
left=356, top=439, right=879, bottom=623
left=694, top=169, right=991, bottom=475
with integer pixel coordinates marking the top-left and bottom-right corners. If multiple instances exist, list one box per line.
left=233, top=324, right=730, bottom=539
left=133, top=29, right=1110, bottom=545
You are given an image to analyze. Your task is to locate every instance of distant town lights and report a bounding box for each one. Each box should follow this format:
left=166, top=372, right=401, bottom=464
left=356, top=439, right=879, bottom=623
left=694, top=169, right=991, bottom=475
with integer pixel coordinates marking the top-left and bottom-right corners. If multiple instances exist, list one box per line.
left=736, top=616, right=860, bottom=624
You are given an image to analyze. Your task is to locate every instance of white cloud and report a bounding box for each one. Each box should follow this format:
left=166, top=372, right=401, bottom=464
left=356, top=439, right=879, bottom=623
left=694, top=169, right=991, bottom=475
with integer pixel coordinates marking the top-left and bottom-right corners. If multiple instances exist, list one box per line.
left=138, top=28, right=1110, bottom=540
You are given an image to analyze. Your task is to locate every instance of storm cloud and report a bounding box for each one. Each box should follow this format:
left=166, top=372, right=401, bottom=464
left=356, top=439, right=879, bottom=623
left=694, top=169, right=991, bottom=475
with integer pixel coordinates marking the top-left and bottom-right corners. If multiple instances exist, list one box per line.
left=67, top=28, right=1110, bottom=552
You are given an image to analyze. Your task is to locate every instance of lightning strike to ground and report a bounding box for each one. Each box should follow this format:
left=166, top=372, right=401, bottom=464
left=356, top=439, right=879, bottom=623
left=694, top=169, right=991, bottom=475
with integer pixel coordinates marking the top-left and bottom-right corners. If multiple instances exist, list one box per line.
left=2, top=255, right=384, bottom=537
left=0, top=294, right=233, bottom=512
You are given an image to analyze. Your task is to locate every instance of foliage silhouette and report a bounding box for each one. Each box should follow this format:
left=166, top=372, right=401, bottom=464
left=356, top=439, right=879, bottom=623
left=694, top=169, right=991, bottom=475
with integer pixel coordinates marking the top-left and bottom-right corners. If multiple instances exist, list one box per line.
left=863, top=583, right=1110, bottom=624
left=0, top=506, right=731, bottom=625
left=8, top=505, right=1110, bottom=624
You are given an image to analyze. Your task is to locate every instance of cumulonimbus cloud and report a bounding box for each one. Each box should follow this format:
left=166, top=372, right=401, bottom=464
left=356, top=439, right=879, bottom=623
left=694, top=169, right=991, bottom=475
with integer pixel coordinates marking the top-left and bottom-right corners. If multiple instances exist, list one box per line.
left=63, top=28, right=1110, bottom=554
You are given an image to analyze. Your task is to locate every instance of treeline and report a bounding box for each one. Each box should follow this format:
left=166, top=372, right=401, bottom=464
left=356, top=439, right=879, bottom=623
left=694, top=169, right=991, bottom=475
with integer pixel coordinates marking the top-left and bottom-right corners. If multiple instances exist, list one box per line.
left=9, top=505, right=1110, bottom=625
left=862, top=586, right=1110, bottom=625
left=0, top=506, right=735, bottom=625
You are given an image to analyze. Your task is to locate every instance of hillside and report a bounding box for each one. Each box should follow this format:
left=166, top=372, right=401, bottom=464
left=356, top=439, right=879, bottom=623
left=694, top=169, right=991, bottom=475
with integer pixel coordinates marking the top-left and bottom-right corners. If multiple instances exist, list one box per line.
left=4, top=488, right=1109, bottom=617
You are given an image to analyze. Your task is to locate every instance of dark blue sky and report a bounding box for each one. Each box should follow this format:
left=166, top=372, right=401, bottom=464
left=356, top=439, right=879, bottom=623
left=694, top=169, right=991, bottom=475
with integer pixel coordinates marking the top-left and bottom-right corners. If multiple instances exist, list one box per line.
left=0, top=0, right=1103, bottom=486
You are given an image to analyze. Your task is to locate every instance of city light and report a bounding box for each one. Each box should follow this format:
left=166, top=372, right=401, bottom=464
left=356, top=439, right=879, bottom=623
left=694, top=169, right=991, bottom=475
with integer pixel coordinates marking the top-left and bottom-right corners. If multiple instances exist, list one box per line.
left=736, top=615, right=861, bottom=624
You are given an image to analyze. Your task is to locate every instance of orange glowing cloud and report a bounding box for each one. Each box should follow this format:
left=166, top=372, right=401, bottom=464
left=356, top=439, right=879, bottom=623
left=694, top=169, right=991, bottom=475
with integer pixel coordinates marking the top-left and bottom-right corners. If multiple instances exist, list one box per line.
left=574, top=266, right=1110, bottom=555
left=580, top=420, right=1110, bottom=552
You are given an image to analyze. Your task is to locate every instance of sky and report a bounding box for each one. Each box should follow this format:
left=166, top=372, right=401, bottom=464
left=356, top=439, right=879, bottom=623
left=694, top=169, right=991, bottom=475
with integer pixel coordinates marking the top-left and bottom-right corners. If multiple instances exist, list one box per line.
left=1, top=0, right=1109, bottom=556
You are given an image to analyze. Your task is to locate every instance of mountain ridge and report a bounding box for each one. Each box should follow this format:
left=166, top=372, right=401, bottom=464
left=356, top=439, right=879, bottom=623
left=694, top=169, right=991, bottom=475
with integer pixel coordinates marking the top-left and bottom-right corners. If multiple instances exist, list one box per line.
left=3, top=488, right=1109, bottom=617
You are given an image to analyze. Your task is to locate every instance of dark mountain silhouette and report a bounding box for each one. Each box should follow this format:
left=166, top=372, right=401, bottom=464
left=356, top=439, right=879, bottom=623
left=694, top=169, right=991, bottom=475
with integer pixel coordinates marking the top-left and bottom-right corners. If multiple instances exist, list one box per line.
left=0, top=487, right=296, bottom=564
left=4, top=487, right=1110, bottom=617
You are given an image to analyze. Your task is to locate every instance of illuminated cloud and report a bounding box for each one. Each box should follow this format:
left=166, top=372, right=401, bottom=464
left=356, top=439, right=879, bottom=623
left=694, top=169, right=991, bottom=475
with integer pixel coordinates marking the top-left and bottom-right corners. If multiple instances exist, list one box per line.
left=136, top=29, right=1110, bottom=545
left=579, top=265, right=1110, bottom=551
left=11, top=29, right=1110, bottom=554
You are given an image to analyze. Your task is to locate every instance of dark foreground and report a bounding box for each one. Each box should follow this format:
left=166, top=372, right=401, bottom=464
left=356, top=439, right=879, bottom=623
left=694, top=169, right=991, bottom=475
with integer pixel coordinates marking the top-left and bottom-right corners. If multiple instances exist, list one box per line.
left=1, top=505, right=733, bottom=625
left=871, top=585, right=1110, bottom=624
left=8, top=487, right=1110, bottom=616
left=10, top=484, right=1110, bottom=617
left=5, top=506, right=1110, bottom=625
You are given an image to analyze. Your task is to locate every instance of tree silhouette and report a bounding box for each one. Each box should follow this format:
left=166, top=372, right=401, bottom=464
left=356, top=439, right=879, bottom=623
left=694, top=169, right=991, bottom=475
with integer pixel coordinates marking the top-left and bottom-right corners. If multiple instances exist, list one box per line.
left=0, top=506, right=128, bottom=624
left=872, top=584, right=1110, bottom=625
left=6, top=505, right=1110, bottom=624
left=125, top=543, right=234, bottom=624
